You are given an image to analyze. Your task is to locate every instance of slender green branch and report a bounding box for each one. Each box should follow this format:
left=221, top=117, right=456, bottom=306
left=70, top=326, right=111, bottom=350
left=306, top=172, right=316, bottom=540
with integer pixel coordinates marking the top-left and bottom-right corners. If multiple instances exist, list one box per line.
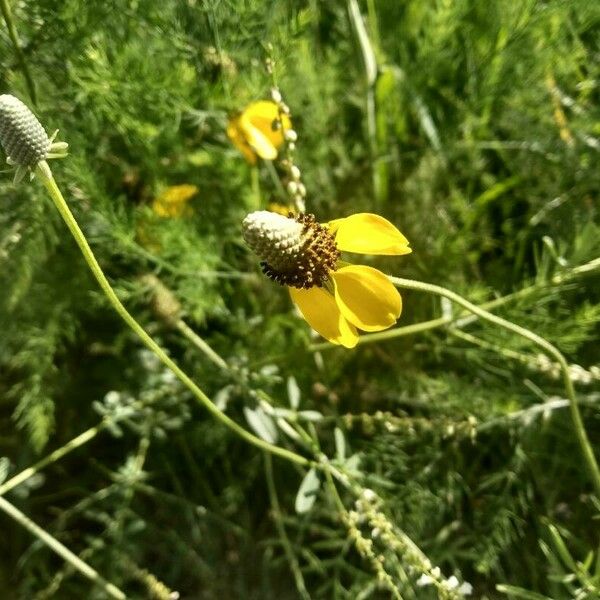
left=365, top=0, right=381, bottom=51
left=250, top=163, right=261, bottom=210
left=175, top=319, right=229, bottom=372
left=264, top=454, right=310, bottom=600
left=310, top=257, right=600, bottom=352
left=390, top=275, right=600, bottom=496
left=0, top=422, right=106, bottom=497
left=0, top=0, right=37, bottom=105
left=0, top=495, right=125, bottom=599
left=323, top=464, right=346, bottom=514
left=348, top=0, right=382, bottom=205
left=37, top=165, right=309, bottom=468
left=264, top=159, right=287, bottom=203
left=448, top=328, right=540, bottom=367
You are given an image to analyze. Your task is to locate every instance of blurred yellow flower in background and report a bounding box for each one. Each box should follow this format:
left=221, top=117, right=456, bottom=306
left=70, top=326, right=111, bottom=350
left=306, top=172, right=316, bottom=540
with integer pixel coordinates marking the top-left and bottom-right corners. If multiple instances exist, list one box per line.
left=227, top=101, right=291, bottom=164
left=152, top=184, right=198, bottom=218
left=267, top=201, right=295, bottom=217
left=243, top=211, right=411, bottom=348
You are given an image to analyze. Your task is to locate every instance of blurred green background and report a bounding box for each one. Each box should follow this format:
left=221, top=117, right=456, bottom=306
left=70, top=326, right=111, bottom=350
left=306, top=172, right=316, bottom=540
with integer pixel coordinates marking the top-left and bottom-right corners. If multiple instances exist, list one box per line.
left=0, top=1, right=599, bottom=598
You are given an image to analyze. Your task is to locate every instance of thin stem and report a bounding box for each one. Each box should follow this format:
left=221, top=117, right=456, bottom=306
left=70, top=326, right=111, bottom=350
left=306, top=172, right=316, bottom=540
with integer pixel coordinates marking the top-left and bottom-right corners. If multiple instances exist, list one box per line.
left=390, top=275, right=600, bottom=496
left=448, top=328, right=539, bottom=367
left=250, top=164, right=261, bottom=210
left=323, top=465, right=346, bottom=514
left=310, top=258, right=600, bottom=352
left=175, top=319, right=229, bottom=372
left=37, top=165, right=309, bottom=468
left=311, top=315, right=450, bottom=351
left=0, top=0, right=37, bottom=105
left=0, top=422, right=106, bottom=496
left=0, top=495, right=125, bottom=599
left=175, top=317, right=263, bottom=398
left=365, top=0, right=381, bottom=52
left=264, top=454, right=310, bottom=600
left=264, top=159, right=288, bottom=202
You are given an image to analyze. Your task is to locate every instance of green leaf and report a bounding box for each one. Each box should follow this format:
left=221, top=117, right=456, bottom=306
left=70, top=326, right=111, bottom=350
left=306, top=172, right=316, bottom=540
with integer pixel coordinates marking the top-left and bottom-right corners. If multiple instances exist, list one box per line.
left=334, top=427, right=346, bottom=462
left=287, top=376, right=301, bottom=410
left=496, top=584, right=554, bottom=600
left=243, top=407, right=278, bottom=444
left=295, top=467, right=320, bottom=514
left=345, top=453, right=362, bottom=475
left=298, top=410, right=323, bottom=422
left=0, top=457, right=8, bottom=485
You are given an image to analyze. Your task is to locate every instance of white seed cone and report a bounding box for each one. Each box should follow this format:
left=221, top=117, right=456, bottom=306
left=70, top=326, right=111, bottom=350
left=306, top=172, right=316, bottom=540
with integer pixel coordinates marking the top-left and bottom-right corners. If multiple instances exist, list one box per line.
left=0, top=95, right=50, bottom=167
left=242, top=211, right=307, bottom=272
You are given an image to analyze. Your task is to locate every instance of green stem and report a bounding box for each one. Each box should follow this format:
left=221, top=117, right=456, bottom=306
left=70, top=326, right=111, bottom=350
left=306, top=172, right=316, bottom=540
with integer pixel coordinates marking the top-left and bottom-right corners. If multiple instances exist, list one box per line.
left=0, top=495, right=125, bottom=599
left=390, top=275, right=600, bottom=497
left=264, top=158, right=288, bottom=202
left=448, top=328, right=540, bottom=368
left=0, top=0, right=37, bottom=106
left=37, top=165, right=309, bottom=468
left=365, top=0, right=381, bottom=51
left=311, top=314, right=450, bottom=351
left=264, top=454, right=310, bottom=600
left=0, top=422, right=106, bottom=497
left=310, top=258, right=600, bottom=352
left=175, top=319, right=229, bottom=372
left=250, top=164, right=261, bottom=210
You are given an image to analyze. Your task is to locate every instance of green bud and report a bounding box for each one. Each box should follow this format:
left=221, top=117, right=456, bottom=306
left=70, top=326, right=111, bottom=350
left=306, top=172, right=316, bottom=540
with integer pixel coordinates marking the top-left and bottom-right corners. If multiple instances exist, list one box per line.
left=0, top=94, right=50, bottom=167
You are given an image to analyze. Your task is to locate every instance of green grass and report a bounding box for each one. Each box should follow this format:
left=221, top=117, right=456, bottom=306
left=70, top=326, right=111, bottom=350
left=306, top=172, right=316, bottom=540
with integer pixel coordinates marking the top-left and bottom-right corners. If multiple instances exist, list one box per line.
left=0, top=0, right=599, bottom=598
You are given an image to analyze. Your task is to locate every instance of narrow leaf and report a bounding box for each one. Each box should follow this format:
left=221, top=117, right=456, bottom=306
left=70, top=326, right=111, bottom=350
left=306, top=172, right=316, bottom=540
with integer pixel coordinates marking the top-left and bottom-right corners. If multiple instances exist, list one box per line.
left=287, top=376, right=301, bottom=410
left=334, top=427, right=346, bottom=462
left=295, top=467, right=320, bottom=514
left=243, top=407, right=278, bottom=444
left=0, top=457, right=8, bottom=484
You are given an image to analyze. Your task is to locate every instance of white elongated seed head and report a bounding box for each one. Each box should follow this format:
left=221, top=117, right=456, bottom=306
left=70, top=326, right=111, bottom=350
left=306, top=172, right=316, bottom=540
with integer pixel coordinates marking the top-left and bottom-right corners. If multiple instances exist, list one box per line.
left=242, top=210, right=340, bottom=289
left=0, top=95, right=51, bottom=167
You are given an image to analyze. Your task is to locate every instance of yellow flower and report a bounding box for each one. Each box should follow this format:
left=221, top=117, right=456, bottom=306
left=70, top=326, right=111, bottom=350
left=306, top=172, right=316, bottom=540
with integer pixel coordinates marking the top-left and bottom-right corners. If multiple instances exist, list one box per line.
left=152, top=184, right=198, bottom=218
left=227, top=101, right=291, bottom=165
left=242, top=211, right=411, bottom=348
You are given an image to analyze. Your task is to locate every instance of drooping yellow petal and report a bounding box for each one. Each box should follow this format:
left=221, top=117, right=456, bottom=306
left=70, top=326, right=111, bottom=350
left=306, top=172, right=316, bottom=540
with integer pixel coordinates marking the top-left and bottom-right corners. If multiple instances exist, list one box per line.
left=227, top=116, right=257, bottom=164
left=332, top=265, right=402, bottom=332
left=244, top=100, right=291, bottom=150
left=228, top=101, right=291, bottom=163
left=289, top=286, right=358, bottom=348
left=239, top=115, right=278, bottom=160
left=329, top=213, right=411, bottom=256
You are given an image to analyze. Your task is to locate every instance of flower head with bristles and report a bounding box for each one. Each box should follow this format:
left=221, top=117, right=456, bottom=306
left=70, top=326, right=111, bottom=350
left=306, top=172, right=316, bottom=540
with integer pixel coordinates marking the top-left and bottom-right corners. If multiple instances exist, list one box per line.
left=243, top=210, right=412, bottom=348
left=0, top=94, right=68, bottom=183
left=243, top=211, right=340, bottom=289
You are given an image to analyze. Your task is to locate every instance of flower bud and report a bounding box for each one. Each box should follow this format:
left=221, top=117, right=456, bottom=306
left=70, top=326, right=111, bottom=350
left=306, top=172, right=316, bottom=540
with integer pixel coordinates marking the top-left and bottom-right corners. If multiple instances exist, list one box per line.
left=284, top=129, right=298, bottom=142
left=270, top=88, right=282, bottom=103
left=0, top=95, right=50, bottom=167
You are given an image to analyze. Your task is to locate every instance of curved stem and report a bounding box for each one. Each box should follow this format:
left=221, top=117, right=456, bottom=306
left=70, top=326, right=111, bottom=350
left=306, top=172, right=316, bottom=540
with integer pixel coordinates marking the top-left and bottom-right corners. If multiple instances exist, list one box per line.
left=0, top=0, right=37, bottom=106
left=310, top=261, right=600, bottom=353
left=311, top=259, right=600, bottom=353
left=0, top=422, right=106, bottom=497
left=175, top=319, right=229, bottom=372
left=37, top=165, right=309, bottom=468
left=264, top=454, right=310, bottom=600
left=0, top=495, right=125, bottom=599
left=390, top=275, right=600, bottom=496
